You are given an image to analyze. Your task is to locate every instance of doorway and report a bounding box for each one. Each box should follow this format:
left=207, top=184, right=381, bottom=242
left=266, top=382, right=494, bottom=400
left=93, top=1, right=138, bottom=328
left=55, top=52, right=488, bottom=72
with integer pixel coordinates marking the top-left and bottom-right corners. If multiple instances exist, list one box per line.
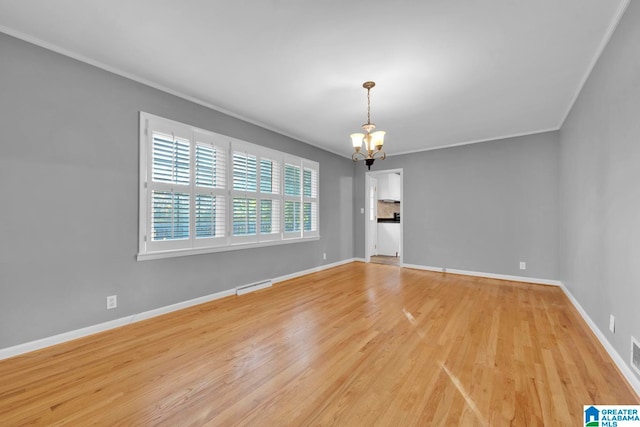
left=365, top=169, right=403, bottom=267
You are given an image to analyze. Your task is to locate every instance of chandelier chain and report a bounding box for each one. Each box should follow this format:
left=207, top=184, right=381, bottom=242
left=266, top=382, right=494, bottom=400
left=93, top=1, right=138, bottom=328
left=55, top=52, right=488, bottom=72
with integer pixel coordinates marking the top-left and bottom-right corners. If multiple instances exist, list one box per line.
left=367, top=87, right=371, bottom=125
left=351, top=81, right=386, bottom=170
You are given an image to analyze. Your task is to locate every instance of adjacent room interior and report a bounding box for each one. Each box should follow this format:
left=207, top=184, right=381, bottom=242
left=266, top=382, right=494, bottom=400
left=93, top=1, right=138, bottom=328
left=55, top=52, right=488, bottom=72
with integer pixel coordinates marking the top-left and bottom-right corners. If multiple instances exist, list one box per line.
left=0, top=1, right=639, bottom=424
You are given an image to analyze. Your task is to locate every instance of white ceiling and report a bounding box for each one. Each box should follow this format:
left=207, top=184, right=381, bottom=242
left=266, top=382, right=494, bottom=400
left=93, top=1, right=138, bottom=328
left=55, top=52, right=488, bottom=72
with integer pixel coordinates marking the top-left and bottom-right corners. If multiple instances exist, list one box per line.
left=0, top=0, right=629, bottom=157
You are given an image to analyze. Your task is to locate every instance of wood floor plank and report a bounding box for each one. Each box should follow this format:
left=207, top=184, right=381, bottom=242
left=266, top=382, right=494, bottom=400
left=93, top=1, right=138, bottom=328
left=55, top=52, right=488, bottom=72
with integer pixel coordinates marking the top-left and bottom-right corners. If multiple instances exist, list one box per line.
left=0, top=262, right=637, bottom=425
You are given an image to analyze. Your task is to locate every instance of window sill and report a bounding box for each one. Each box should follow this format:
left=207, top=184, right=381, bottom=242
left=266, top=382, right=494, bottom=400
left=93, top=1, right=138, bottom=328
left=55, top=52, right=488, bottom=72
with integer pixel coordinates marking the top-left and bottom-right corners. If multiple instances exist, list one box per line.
left=137, top=236, right=320, bottom=261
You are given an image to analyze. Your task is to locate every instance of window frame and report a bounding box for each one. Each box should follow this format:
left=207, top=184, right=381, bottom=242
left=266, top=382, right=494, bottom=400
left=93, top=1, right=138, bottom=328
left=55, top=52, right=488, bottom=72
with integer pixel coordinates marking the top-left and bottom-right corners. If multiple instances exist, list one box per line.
left=138, top=112, right=319, bottom=261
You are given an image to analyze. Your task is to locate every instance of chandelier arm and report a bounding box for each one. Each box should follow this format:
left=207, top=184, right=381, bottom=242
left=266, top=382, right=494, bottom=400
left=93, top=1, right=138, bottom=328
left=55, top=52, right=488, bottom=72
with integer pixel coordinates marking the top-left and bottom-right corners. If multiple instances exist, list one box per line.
left=372, top=150, right=386, bottom=160
left=352, top=151, right=366, bottom=162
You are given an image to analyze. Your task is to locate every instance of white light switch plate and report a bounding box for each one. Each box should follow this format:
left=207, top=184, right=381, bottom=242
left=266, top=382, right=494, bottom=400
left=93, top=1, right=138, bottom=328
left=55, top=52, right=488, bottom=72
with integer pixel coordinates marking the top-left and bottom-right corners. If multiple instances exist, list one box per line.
left=609, top=314, right=615, bottom=333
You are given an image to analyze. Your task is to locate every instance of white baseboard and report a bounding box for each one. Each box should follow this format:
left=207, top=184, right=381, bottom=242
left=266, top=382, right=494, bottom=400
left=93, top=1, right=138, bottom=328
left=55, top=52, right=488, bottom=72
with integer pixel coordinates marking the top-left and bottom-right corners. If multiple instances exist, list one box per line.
left=400, top=263, right=639, bottom=397
left=128, top=289, right=237, bottom=324
left=402, top=263, right=443, bottom=273
left=236, top=280, right=272, bottom=296
left=559, top=283, right=640, bottom=397
left=0, top=259, right=357, bottom=361
left=401, top=263, right=562, bottom=287
left=0, top=288, right=236, bottom=361
left=272, top=258, right=358, bottom=284
left=6, top=258, right=637, bottom=399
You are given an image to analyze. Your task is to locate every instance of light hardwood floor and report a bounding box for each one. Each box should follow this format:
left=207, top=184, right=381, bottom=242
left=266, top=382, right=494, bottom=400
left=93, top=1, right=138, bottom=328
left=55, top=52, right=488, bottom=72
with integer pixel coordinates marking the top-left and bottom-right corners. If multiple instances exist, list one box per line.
left=0, top=263, right=637, bottom=425
left=370, top=255, right=401, bottom=267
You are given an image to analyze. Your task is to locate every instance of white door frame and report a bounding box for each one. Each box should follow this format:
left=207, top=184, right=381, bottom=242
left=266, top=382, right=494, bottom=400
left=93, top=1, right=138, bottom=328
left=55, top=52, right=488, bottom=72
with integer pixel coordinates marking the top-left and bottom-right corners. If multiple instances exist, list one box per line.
left=364, top=168, right=403, bottom=265
left=368, top=176, right=378, bottom=257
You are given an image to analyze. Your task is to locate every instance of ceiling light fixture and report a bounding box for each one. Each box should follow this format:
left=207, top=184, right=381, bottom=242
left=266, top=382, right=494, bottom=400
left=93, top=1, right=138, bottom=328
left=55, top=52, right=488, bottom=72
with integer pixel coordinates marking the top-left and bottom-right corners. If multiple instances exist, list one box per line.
left=351, top=81, right=386, bottom=170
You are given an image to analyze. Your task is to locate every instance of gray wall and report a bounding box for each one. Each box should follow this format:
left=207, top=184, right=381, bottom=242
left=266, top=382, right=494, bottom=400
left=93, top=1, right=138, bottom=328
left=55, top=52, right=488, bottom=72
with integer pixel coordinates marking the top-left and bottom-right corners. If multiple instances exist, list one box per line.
left=2, top=2, right=639, bottom=387
left=559, top=1, right=640, bottom=380
left=0, top=33, right=355, bottom=348
left=355, top=132, right=560, bottom=280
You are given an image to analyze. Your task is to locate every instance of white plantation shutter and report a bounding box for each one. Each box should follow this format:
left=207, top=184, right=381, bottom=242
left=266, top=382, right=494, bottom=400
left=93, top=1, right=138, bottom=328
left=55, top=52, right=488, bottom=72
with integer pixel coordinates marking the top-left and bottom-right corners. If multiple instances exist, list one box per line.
left=260, top=199, right=280, bottom=235
left=303, top=167, right=318, bottom=198
left=283, top=157, right=302, bottom=238
left=152, top=133, right=190, bottom=185
left=284, top=163, right=301, bottom=197
left=144, top=120, right=193, bottom=252
left=151, top=191, right=190, bottom=240
left=258, top=156, right=281, bottom=241
left=260, top=158, right=280, bottom=194
left=303, top=202, right=316, bottom=232
left=139, top=112, right=319, bottom=259
left=232, top=197, right=257, bottom=235
left=231, top=143, right=285, bottom=243
left=149, top=131, right=191, bottom=243
left=231, top=147, right=258, bottom=242
left=232, top=151, right=257, bottom=192
left=195, top=142, right=226, bottom=189
left=193, top=131, right=227, bottom=247
left=302, top=161, right=319, bottom=237
left=283, top=157, right=318, bottom=239
left=195, top=195, right=225, bottom=238
left=284, top=200, right=301, bottom=233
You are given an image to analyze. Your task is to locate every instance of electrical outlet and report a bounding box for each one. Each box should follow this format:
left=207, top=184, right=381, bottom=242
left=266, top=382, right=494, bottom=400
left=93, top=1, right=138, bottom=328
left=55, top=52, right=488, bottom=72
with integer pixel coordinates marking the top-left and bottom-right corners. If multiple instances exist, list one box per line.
left=107, top=295, right=117, bottom=310
left=360, top=208, right=364, bottom=214
left=609, top=314, right=615, bottom=333
left=519, top=261, right=526, bottom=270
left=323, top=252, right=327, bottom=260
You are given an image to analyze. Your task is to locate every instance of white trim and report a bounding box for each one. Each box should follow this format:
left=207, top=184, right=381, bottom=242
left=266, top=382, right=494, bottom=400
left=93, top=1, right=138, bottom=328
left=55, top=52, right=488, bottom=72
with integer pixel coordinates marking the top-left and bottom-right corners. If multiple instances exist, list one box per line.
left=364, top=173, right=371, bottom=263
left=272, top=258, right=358, bottom=284
left=0, top=25, right=582, bottom=161
left=138, top=114, right=148, bottom=254
left=236, top=280, right=272, bottom=296
left=137, top=236, right=320, bottom=261
left=557, top=0, right=631, bottom=129
left=401, top=263, right=562, bottom=287
left=364, top=169, right=404, bottom=265
left=559, top=282, right=640, bottom=397
left=402, top=263, right=444, bottom=273
left=0, top=25, right=353, bottom=158
left=129, top=289, right=236, bottom=323
left=138, top=112, right=320, bottom=260
left=387, top=127, right=560, bottom=158
left=0, top=288, right=236, bottom=361
left=0, top=259, right=356, bottom=361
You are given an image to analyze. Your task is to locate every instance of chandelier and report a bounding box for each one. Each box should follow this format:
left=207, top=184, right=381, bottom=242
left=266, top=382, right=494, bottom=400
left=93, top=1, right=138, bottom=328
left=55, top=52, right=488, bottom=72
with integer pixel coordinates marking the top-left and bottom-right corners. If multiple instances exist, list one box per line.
left=351, top=81, right=386, bottom=170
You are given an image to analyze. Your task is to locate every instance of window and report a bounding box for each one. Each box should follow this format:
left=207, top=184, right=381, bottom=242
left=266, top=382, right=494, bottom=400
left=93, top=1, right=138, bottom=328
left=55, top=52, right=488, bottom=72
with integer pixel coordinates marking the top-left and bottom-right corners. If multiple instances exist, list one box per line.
left=193, top=130, right=227, bottom=248
left=138, top=112, right=319, bottom=260
left=284, top=161, right=301, bottom=235
left=230, top=145, right=282, bottom=243
left=303, top=161, right=319, bottom=237
left=231, top=150, right=258, bottom=241
left=258, top=156, right=281, bottom=240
